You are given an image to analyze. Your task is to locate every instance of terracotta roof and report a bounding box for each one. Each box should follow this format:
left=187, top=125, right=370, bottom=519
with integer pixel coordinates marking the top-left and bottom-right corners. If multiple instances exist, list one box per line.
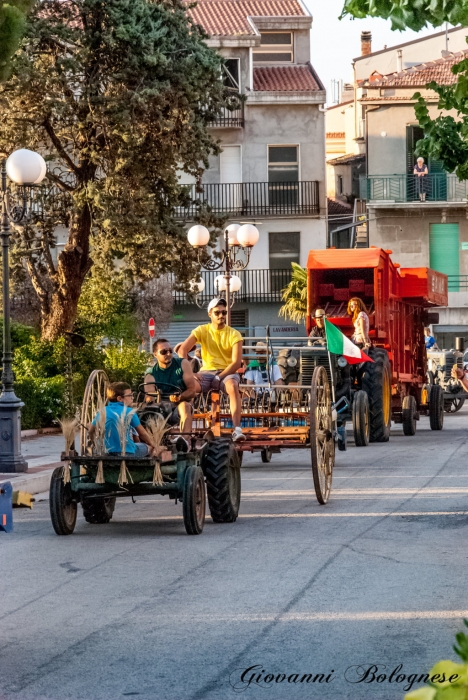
left=359, top=51, right=468, bottom=88
left=327, top=198, right=353, bottom=216
left=187, top=0, right=306, bottom=37
left=327, top=153, right=365, bottom=166
left=326, top=132, right=345, bottom=138
left=360, top=95, right=438, bottom=102
left=253, top=64, right=323, bottom=91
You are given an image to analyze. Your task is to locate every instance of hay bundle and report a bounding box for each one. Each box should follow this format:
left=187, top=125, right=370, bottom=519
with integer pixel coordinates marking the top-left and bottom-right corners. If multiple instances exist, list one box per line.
left=58, top=418, right=79, bottom=484
left=116, top=408, right=135, bottom=487
left=145, top=414, right=171, bottom=485
left=93, top=403, right=108, bottom=484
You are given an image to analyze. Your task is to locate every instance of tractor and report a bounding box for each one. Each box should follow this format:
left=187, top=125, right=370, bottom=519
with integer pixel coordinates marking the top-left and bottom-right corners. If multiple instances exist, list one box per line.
left=427, top=337, right=468, bottom=413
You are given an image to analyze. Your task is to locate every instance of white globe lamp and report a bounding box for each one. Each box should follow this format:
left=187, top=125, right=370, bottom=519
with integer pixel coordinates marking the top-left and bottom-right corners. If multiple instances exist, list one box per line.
left=6, top=149, right=47, bottom=185
left=187, top=225, right=210, bottom=248
left=225, top=223, right=241, bottom=247
left=214, top=275, right=227, bottom=292
left=229, top=275, right=242, bottom=292
left=190, top=278, right=205, bottom=293
left=237, top=223, right=259, bottom=248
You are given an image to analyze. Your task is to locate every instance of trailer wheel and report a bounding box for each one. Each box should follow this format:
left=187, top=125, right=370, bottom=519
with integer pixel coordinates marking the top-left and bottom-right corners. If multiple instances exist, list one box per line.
left=202, top=438, right=241, bottom=523
left=50, top=467, right=77, bottom=536
left=362, top=347, right=392, bottom=443
left=352, top=390, right=369, bottom=446
left=261, top=448, right=272, bottom=463
left=402, top=395, right=417, bottom=436
left=444, top=397, right=465, bottom=413
left=429, top=384, right=444, bottom=430
left=310, top=366, right=334, bottom=505
left=82, top=496, right=116, bottom=524
left=183, top=465, right=206, bottom=535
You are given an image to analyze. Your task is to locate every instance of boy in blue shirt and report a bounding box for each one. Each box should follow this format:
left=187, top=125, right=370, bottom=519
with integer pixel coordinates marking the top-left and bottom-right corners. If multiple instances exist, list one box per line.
left=90, top=382, right=154, bottom=457
left=424, top=327, right=438, bottom=350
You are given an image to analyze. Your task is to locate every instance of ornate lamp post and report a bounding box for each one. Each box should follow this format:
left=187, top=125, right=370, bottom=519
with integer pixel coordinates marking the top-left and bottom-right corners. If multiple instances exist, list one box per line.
left=187, top=222, right=259, bottom=325
left=0, top=149, right=47, bottom=472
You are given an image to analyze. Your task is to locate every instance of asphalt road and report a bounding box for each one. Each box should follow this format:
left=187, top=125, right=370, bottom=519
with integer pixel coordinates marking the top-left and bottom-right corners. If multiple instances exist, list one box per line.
left=2, top=409, right=468, bottom=700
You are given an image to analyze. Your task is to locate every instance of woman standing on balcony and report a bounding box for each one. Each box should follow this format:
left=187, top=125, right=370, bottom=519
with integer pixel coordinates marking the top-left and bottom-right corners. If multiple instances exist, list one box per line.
left=414, top=157, right=429, bottom=201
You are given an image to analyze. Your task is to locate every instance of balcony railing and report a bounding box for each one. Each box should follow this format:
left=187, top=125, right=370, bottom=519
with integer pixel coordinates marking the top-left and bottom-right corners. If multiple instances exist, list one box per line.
left=178, top=181, right=320, bottom=218
left=447, top=276, right=468, bottom=292
left=360, top=174, right=468, bottom=203
left=172, top=268, right=293, bottom=304
left=208, top=101, right=244, bottom=128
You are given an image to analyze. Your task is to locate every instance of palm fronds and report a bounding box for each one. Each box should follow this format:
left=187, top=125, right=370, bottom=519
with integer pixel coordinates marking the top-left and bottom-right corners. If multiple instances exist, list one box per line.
left=145, top=414, right=171, bottom=485
left=116, top=409, right=135, bottom=487
left=58, top=417, right=79, bottom=484
left=279, top=263, right=308, bottom=323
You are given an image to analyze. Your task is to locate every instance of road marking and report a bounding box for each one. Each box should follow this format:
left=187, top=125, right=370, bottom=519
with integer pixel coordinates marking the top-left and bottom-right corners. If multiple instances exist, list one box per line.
left=169, top=610, right=468, bottom=622
left=241, top=488, right=468, bottom=496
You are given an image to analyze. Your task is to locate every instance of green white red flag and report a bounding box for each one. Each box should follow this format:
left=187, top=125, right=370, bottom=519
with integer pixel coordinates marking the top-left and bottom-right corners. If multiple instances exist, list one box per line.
left=324, top=318, right=374, bottom=364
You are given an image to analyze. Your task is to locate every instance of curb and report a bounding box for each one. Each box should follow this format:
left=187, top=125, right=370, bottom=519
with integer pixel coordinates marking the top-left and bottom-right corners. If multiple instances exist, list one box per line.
left=21, top=428, right=61, bottom=438
left=0, top=468, right=56, bottom=496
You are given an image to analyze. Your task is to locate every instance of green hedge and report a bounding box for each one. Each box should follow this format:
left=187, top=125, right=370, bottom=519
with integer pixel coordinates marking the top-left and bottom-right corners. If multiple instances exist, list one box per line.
left=15, top=376, right=66, bottom=430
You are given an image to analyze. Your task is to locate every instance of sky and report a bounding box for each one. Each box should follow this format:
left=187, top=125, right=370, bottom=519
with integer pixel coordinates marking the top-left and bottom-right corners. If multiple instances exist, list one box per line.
left=304, top=0, right=449, bottom=102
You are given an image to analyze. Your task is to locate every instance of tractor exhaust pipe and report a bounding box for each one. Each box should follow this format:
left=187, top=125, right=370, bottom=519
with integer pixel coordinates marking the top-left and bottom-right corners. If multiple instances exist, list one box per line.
left=455, top=337, right=465, bottom=353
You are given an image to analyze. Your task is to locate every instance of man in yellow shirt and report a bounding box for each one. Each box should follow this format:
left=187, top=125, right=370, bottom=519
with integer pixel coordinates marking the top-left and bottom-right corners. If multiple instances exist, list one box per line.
left=179, top=298, right=245, bottom=441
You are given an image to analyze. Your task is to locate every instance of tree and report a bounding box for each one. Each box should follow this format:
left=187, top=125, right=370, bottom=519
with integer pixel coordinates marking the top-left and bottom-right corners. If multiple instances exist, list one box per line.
left=0, top=0, right=34, bottom=82
left=0, top=0, right=232, bottom=340
left=279, top=263, right=307, bottom=323
left=341, top=0, right=468, bottom=31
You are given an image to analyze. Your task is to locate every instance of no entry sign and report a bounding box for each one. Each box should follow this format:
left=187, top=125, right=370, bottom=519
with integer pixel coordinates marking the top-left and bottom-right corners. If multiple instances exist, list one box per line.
left=148, top=318, right=155, bottom=338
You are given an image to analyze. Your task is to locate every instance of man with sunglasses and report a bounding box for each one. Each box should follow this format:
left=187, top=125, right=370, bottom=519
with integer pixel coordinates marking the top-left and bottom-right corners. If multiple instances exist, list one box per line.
left=144, top=338, right=197, bottom=447
left=179, top=298, right=245, bottom=442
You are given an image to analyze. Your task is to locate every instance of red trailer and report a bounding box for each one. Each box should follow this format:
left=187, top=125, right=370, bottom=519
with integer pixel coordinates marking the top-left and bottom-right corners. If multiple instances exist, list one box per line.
left=306, top=247, right=448, bottom=441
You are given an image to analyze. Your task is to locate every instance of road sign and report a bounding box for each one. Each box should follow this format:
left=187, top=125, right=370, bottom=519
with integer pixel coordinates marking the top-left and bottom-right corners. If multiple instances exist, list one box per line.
left=148, top=318, right=155, bottom=338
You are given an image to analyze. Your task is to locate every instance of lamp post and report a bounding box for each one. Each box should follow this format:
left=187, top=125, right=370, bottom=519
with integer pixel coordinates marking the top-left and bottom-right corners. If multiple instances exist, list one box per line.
left=187, top=222, right=259, bottom=325
left=0, top=149, right=46, bottom=472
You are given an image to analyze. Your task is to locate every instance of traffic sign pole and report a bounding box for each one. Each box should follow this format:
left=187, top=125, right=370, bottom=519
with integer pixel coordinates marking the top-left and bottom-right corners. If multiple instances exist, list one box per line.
left=148, top=318, right=155, bottom=354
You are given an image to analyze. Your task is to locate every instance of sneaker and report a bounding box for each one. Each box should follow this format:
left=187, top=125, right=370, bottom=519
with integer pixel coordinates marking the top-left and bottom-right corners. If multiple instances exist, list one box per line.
left=232, top=427, right=246, bottom=442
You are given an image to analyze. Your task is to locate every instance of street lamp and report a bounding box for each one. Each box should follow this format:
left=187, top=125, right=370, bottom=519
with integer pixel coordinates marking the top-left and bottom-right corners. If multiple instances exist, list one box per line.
left=187, top=222, right=259, bottom=325
left=1, top=149, right=47, bottom=472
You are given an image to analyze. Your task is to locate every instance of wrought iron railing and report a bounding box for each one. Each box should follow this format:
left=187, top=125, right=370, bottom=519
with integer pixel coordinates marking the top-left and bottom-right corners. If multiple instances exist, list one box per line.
left=177, top=181, right=320, bottom=218
left=172, top=268, right=293, bottom=304
left=360, top=174, right=468, bottom=203
left=208, top=101, right=244, bottom=127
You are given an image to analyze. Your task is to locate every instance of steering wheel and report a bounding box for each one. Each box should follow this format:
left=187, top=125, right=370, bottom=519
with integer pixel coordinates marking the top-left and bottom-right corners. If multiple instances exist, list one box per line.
left=137, top=382, right=182, bottom=404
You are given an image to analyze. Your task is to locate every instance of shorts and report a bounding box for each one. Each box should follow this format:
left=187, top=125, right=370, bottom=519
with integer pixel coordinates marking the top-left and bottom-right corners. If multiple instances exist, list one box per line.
left=196, top=371, right=240, bottom=394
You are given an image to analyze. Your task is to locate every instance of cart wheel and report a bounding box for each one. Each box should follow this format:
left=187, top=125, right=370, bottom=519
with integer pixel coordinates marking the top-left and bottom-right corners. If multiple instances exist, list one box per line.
left=261, top=448, right=272, bottom=463
left=202, top=438, right=241, bottom=523
left=444, top=397, right=465, bottom=413
left=352, top=390, right=369, bottom=446
left=310, top=366, right=334, bottom=505
left=82, top=496, right=116, bottom=524
left=402, top=395, right=417, bottom=436
left=183, top=465, right=206, bottom=535
left=80, top=370, right=109, bottom=455
left=429, top=384, right=444, bottom=430
left=49, top=467, right=77, bottom=535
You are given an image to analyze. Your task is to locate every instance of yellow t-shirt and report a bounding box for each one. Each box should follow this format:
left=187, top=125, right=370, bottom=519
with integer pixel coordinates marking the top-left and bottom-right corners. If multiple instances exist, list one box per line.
left=192, top=324, right=243, bottom=371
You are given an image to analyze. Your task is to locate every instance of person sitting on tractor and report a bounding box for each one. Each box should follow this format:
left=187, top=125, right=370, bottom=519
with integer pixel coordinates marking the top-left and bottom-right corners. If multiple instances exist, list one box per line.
left=245, top=341, right=284, bottom=386
left=308, top=308, right=327, bottom=345
left=144, top=338, right=198, bottom=450
left=348, top=297, right=370, bottom=347
left=452, top=364, right=468, bottom=390
left=178, top=298, right=245, bottom=442
left=424, top=327, right=439, bottom=350
left=89, top=382, right=155, bottom=457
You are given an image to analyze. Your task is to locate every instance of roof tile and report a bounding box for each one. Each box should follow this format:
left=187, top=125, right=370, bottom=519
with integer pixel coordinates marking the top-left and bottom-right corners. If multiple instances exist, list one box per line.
left=360, top=51, right=468, bottom=88
left=253, top=64, right=321, bottom=91
left=187, top=0, right=306, bottom=36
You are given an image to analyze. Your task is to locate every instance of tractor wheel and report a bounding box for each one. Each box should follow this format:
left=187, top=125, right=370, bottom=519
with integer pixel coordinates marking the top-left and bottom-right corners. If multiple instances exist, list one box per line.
left=82, top=496, right=116, bottom=524
left=50, top=467, right=77, bottom=536
left=202, top=438, right=241, bottom=523
left=444, top=397, right=465, bottom=413
left=402, top=395, right=417, bottom=436
left=182, top=465, right=206, bottom=535
left=310, top=365, right=334, bottom=505
left=429, top=384, right=444, bottom=430
left=352, top=390, right=369, bottom=446
left=362, top=347, right=392, bottom=443
left=261, top=448, right=272, bottom=463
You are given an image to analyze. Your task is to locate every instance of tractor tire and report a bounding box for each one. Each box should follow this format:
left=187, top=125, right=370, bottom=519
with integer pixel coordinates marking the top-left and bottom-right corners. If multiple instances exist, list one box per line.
left=429, top=384, right=444, bottom=431
left=182, top=465, right=205, bottom=535
left=82, top=496, right=116, bottom=524
left=49, top=467, right=77, bottom=536
left=202, top=438, right=241, bottom=523
left=362, top=347, right=392, bottom=443
left=261, top=448, right=272, bottom=463
left=402, top=395, right=417, bottom=436
left=352, top=390, right=369, bottom=446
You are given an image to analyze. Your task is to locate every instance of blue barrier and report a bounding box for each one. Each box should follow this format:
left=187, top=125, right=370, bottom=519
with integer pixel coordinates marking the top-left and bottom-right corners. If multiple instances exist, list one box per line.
left=0, top=481, right=13, bottom=533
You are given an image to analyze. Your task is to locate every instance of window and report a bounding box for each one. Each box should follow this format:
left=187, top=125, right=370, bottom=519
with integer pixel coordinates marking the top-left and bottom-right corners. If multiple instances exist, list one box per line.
left=268, top=146, right=298, bottom=183
left=337, top=175, right=343, bottom=195
left=253, top=32, right=293, bottom=63
left=269, top=232, right=300, bottom=270
left=223, top=59, right=240, bottom=92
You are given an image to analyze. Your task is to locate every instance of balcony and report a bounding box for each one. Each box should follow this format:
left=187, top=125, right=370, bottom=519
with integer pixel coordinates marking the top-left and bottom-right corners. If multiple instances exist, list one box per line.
left=178, top=181, right=320, bottom=218
left=208, top=101, right=244, bottom=128
left=172, top=268, right=293, bottom=304
left=360, top=174, right=468, bottom=203
left=448, top=276, right=468, bottom=292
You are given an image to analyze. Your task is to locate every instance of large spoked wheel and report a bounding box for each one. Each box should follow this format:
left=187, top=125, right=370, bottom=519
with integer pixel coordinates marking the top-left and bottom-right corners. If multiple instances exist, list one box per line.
left=429, top=384, right=444, bottom=430
left=352, top=390, right=369, bottom=447
left=444, top=397, right=465, bottom=413
left=82, top=496, right=116, bottom=524
left=309, top=366, right=334, bottom=505
left=402, top=395, right=418, bottom=436
left=202, top=438, right=241, bottom=523
left=80, top=370, right=109, bottom=455
left=183, top=465, right=206, bottom=535
left=50, top=467, right=77, bottom=535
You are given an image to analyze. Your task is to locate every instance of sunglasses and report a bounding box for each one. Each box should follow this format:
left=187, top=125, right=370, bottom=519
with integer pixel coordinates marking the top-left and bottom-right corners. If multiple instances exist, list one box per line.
left=158, top=348, right=173, bottom=356
left=213, top=310, right=227, bottom=316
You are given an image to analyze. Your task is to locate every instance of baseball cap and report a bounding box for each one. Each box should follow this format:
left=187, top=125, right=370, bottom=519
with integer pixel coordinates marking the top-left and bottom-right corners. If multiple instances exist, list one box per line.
left=315, top=308, right=326, bottom=318
left=208, top=297, right=227, bottom=312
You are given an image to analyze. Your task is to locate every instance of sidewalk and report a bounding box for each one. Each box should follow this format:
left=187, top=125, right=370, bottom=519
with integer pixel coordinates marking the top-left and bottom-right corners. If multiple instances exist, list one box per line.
left=0, top=434, right=66, bottom=495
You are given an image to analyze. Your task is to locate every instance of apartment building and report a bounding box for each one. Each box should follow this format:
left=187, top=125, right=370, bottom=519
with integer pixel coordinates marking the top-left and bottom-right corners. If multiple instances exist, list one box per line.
left=167, top=0, right=327, bottom=341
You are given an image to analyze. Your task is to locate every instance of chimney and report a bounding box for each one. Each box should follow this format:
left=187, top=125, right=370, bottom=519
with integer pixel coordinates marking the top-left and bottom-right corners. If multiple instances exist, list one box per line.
left=397, top=49, right=403, bottom=72
left=361, top=31, right=372, bottom=56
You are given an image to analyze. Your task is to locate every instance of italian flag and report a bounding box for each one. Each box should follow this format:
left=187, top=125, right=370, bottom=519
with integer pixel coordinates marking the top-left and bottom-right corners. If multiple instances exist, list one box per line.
left=324, top=318, right=374, bottom=365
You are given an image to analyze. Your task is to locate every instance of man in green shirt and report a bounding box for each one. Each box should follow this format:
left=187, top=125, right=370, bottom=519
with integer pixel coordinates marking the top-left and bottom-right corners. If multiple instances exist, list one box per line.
left=144, top=338, right=197, bottom=442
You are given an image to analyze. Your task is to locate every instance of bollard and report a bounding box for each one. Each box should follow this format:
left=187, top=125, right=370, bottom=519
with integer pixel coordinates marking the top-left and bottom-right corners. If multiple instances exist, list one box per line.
left=0, top=481, right=13, bottom=532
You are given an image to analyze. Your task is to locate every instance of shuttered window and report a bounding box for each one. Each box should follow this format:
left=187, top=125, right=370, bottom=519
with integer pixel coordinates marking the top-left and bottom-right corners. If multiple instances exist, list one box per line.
left=429, top=223, right=459, bottom=291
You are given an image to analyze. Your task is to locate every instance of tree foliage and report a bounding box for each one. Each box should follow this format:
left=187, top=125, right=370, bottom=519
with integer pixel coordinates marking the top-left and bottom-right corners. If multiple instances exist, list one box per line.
left=0, top=0, right=34, bottom=82
left=279, top=263, right=307, bottom=323
left=341, top=0, right=468, bottom=31
left=0, top=0, right=231, bottom=340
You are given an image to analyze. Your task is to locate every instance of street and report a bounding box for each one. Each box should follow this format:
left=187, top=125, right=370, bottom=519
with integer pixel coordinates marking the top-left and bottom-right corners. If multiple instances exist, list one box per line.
left=2, top=410, right=468, bottom=700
